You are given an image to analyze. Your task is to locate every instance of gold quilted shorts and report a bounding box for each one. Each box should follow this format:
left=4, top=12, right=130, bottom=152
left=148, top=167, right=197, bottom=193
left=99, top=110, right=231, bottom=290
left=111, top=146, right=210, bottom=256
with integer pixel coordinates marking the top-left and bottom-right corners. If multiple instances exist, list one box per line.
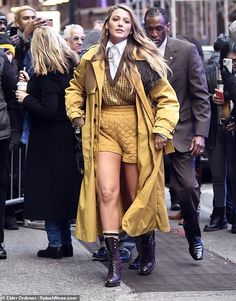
left=99, top=106, right=137, bottom=163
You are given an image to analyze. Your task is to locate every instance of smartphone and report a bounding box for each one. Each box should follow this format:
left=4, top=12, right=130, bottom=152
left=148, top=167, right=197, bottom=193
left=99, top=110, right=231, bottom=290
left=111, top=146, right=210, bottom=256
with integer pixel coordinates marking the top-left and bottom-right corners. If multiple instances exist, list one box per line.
left=41, top=19, right=49, bottom=27
left=9, top=26, right=18, bottom=36
left=223, top=58, right=232, bottom=73
left=35, top=17, right=46, bottom=26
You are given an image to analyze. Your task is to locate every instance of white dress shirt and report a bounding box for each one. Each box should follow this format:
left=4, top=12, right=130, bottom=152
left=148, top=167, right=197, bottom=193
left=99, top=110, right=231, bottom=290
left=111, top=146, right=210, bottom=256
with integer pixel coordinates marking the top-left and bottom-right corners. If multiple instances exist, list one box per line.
left=158, top=36, right=167, bottom=57
left=106, top=39, right=127, bottom=79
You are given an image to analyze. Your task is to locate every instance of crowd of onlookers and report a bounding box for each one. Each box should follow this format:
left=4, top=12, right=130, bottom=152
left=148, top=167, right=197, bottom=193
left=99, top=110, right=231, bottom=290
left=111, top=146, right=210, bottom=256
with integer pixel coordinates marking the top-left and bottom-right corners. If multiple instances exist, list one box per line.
left=0, top=5, right=101, bottom=260
left=0, top=2, right=236, bottom=288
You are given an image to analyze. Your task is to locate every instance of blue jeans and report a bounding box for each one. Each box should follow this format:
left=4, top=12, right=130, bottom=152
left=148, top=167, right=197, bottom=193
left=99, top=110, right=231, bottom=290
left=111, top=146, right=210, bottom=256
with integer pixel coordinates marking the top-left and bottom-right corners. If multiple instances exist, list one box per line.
left=121, top=233, right=136, bottom=252
left=45, top=220, right=72, bottom=247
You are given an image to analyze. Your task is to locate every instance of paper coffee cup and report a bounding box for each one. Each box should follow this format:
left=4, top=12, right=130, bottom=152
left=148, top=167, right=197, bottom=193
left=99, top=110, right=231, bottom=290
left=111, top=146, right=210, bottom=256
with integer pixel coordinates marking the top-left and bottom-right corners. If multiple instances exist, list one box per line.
left=17, top=81, right=27, bottom=92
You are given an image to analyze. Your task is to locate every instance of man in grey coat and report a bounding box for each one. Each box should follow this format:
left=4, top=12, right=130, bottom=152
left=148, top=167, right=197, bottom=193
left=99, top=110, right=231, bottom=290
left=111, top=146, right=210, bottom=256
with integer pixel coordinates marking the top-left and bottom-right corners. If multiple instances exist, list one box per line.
left=143, top=7, right=210, bottom=261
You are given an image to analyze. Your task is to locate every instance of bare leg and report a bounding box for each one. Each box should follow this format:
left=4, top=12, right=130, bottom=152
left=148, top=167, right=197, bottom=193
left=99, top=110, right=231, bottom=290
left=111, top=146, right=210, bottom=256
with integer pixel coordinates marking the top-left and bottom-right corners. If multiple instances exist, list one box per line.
left=123, top=162, right=139, bottom=203
left=124, top=163, right=156, bottom=275
left=98, top=152, right=122, bottom=287
left=98, top=152, right=121, bottom=230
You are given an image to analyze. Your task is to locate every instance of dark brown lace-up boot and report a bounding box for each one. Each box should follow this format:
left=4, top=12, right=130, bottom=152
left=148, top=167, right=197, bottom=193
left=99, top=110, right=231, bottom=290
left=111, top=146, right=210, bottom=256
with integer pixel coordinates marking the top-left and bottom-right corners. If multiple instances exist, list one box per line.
left=136, top=230, right=156, bottom=275
left=104, top=237, right=122, bottom=287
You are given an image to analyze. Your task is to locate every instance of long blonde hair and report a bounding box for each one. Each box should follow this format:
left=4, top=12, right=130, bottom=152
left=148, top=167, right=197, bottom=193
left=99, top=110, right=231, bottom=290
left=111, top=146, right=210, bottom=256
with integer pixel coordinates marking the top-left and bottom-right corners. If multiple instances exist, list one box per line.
left=93, top=4, right=168, bottom=89
left=31, top=26, right=79, bottom=75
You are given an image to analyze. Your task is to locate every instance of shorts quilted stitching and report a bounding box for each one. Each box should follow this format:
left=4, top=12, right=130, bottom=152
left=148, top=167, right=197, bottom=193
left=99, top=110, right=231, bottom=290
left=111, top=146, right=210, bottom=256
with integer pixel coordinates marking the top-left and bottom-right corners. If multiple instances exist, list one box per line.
left=99, top=107, right=137, bottom=163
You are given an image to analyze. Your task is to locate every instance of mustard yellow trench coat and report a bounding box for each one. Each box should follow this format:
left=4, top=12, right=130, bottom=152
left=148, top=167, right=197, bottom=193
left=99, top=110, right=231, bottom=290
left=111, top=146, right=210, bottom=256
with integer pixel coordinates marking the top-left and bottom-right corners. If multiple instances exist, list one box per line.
left=65, top=46, right=179, bottom=242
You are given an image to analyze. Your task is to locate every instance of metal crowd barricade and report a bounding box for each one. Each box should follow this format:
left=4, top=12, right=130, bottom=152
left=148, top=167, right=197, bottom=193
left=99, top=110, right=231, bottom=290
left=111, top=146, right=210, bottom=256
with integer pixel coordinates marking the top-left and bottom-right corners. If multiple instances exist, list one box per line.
left=5, top=145, right=45, bottom=228
left=6, top=146, right=25, bottom=207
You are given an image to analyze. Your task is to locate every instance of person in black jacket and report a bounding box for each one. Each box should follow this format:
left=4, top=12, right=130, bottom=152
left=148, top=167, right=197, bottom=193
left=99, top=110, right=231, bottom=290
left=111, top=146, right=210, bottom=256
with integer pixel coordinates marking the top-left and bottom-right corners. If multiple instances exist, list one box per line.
left=0, top=39, right=19, bottom=258
left=209, top=38, right=236, bottom=234
left=15, top=26, right=80, bottom=259
left=0, top=33, right=24, bottom=230
left=221, top=41, right=236, bottom=113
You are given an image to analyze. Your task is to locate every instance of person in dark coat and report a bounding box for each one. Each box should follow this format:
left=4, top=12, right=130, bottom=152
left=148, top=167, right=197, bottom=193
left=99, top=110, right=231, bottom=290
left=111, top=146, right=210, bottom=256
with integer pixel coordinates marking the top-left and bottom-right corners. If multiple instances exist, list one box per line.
left=214, top=38, right=236, bottom=233
left=0, top=45, right=19, bottom=259
left=15, top=26, right=80, bottom=259
left=0, top=33, right=24, bottom=230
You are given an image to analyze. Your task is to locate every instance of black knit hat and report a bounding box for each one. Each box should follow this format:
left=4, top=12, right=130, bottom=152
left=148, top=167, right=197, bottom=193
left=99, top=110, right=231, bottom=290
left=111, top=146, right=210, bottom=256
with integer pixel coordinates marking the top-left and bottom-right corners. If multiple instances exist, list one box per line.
left=0, top=11, right=7, bottom=24
left=213, top=33, right=229, bottom=52
left=0, top=32, right=15, bottom=56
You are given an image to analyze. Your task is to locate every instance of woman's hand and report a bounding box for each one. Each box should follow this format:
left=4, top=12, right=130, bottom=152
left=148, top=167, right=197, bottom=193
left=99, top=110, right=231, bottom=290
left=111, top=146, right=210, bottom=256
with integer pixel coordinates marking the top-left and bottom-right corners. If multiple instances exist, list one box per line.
left=154, top=134, right=167, bottom=150
left=213, top=89, right=224, bottom=105
left=226, top=120, right=236, bottom=131
left=19, top=70, right=30, bottom=82
left=73, top=116, right=85, bottom=128
left=15, top=90, right=28, bottom=103
left=10, top=34, right=20, bottom=46
left=23, top=18, right=46, bottom=40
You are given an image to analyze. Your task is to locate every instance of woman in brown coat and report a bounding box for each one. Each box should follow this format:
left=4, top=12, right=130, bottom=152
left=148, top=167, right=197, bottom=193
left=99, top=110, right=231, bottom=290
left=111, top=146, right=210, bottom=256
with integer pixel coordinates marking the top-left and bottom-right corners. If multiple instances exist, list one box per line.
left=66, top=5, right=179, bottom=287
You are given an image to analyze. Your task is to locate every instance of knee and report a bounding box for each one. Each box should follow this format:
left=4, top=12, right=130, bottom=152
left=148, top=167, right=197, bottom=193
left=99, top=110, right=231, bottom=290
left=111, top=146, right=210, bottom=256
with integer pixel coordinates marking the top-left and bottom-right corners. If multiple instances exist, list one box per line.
left=99, top=187, right=119, bottom=205
left=175, top=183, right=191, bottom=195
left=177, top=183, right=198, bottom=200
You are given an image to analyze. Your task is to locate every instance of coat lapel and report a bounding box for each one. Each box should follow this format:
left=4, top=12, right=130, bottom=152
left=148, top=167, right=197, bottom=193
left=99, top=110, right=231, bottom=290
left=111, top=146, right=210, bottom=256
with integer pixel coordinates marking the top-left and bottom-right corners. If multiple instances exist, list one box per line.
left=164, top=37, right=177, bottom=67
left=91, top=59, right=104, bottom=95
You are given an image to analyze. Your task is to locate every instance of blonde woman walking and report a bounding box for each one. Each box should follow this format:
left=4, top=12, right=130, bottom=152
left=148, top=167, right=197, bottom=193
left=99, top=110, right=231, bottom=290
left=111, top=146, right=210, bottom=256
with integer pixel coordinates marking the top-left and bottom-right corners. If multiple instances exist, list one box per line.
left=15, top=27, right=80, bottom=259
left=66, top=5, right=179, bottom=286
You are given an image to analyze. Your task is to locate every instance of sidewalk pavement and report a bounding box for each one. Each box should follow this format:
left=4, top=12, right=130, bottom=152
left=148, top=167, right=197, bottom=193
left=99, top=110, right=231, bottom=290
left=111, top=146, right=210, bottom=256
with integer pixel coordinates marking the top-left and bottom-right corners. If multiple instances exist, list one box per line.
left=1, top=184, right=236, bottom=301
